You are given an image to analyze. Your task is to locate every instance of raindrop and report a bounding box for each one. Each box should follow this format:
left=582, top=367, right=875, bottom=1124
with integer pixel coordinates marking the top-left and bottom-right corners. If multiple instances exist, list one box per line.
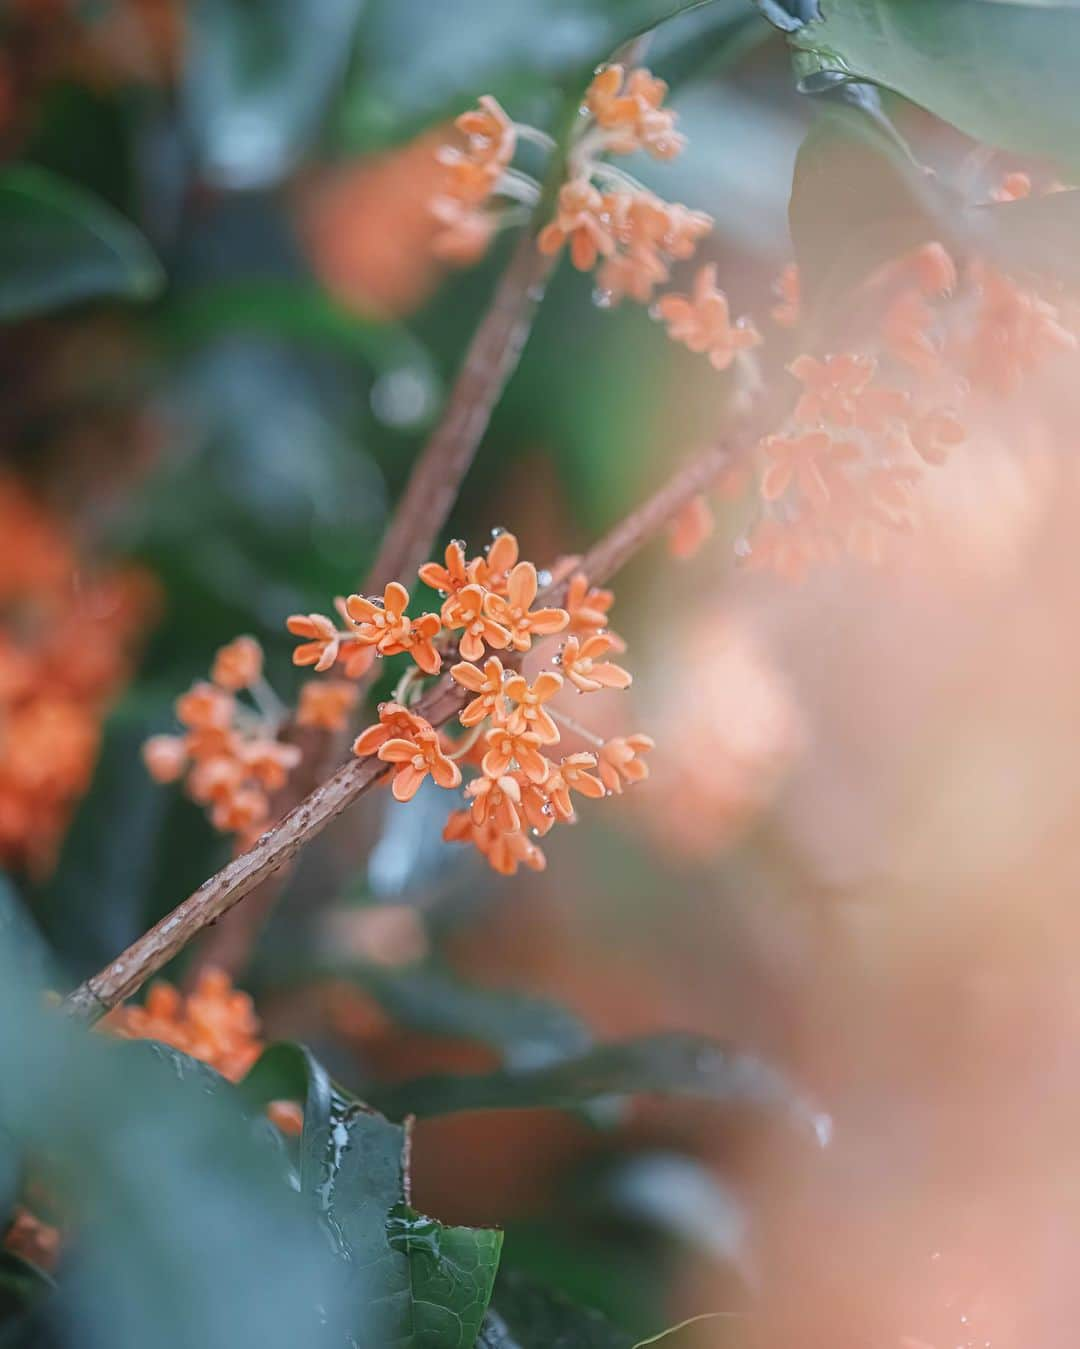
left=734, top=535, right=752, bottom=559
left=537, top=568, right=552, bottom=586
left=592, top=288, right=614, bottom=310
left=491, top=526, right=506, bottom=538
left=370, top=366, right=436, bottom=429
left=451, top=538, right=467, bottom=552
left=647, top=303, right=663, bottom=321
left=377, top=702, right=386, bottom=713
left=552, top=653, right=562, bottom=665
left=541, top=803, right=555, bottom=816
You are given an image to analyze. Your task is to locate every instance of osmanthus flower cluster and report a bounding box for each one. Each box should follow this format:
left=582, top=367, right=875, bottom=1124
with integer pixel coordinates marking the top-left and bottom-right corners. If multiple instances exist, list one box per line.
left=433, top=66, right=734, bottom=313
left=142, top=636, right=304, bottom=848
left=0, top=476, right=157, bottom=874
left=292, top=531, right=653, bottom=876
left=738, top=229, right=1079, bottom=581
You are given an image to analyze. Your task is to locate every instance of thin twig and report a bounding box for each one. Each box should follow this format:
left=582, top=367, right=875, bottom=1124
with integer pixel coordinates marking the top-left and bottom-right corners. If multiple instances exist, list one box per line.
left=64, top=433, right=744, bottom=1024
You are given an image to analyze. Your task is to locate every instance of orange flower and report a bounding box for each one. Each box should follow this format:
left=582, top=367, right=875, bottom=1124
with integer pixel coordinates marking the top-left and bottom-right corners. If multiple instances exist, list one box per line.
left=545, top=753, right=606, bottom=820
left=417, top=539, right=472, bottom=596
left=481, top=725, right=550, bottom=782
left=470, top=529, right=519, bottom=594
left=565, top=572, right=622, bottom=648
left=771, top=263, right=800, bottom=328
left=483, top=562, right=568, bottom=651
left=211, top=784, right=269, bottom=835
left=853, top=385, right=911, bottom=433
left=346, top=582, right=443, bottom=674
left=442, top=582, right=510, bottom=661
left=296, top=679, right=358, bottom=731
left=538, top=180, right=618, bottom=270
left=598, top=734, right=654, bottom=794
left=187, top=755, right=245, bottom=805
left=377, top=728, right=462, bottom=802
left=655, top=264, right=762, bottom=369
left=909, top=242, right=957, bottom=296
left=352, top=701, right=430, bottom=757
left=211, top=635, right=262, bottom=691
left=760, top=430, right=852, bottom=508
left=142, top=734, right=187, bottom=783
left=585, top=65, right=685, bottom=159
left=668, top=494, right=714, bottom=561
left=504, top=671, right=563, bottom=743
left=450, top=656, right=508, bottom=726
left=992, top=171, right=1032, bottom=203
left=287, top=612, right=341, bottom=672
left=176, top=681, right=234, bottom=731
left=430, top=198, right=497, bottom=266
left=909, top=408, right=966, bottom=466
left=558, top=634, right=631, bottom=693
left=466, top=771, right=522, bottom=831
left=241, top=739, right=302, bottom=793
left=789, top=352, right=875, bottom=427
left=455, top=95, right=516, bottom=169
left=881, top=290, right=941, bottom=375
left=111, top=967, right=262, bottom=1083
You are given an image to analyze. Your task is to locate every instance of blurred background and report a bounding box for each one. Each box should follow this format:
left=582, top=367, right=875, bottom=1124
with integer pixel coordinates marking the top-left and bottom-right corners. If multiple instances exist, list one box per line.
left=5, top=2, right=1080, bottom=1346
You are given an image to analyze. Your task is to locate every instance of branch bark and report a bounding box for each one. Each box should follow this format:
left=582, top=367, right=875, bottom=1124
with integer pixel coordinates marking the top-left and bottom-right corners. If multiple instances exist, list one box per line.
left=65, top=432, right=744, bottom=1024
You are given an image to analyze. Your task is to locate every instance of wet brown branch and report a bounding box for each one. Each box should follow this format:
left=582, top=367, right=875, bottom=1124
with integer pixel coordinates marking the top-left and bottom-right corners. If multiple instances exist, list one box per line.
left=64, top=433, right=743, bottom=1025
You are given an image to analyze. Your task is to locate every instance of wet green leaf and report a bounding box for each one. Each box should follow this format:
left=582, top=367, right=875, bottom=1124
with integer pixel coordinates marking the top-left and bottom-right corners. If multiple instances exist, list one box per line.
left=388, top=1204, right=504, bottom=1348
left=763, top=0, right=1080, bottom=175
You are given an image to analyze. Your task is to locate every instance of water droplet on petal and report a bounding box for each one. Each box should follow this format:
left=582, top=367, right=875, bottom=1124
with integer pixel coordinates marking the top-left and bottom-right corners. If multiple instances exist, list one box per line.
left=537, top=568, right=552, bottom=586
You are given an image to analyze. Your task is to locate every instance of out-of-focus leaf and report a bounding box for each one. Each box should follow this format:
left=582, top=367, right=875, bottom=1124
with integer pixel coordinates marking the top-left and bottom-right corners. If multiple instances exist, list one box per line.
left=0, top=966, right=354, bottom=1348
left=161, top=282, right=440, bottom=405
left=184, top=0, right=367, bottom=188
left=0, top=165, right=162, bottom=321
left=759, top=0, right=1080, bottom=175
left=366, top=1033, right=831, bottom=1145
left=789, top=101, right=955, bottom=319
left=344, top=964, right=593, bottom=1070
left=387, top=1204, right=504, bottom=1349
left=479, top=1274, right=633, bottom=1348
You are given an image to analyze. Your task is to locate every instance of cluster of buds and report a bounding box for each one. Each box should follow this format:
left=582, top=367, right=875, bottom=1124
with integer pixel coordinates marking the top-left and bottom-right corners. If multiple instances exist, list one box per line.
left=294, top=531, right=652, bottom=876
left=142, top=637, right=300, bottom=848
left=0, top=476, right=157, bottom=874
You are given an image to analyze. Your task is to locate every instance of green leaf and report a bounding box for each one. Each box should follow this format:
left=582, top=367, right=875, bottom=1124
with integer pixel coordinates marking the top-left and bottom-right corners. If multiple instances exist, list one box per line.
left=275, top=1064, right=504, bottom=1346
left=241, top=1042, right=337, bottom=1199
left=388, top=1204, right=504, bottom=1349
left=789, top=101, right=955, bottom=319
left=344, top=964, right=593, bottom=1070
left=479, top=1274, right=633, bottom=1348
left=0, top=164, right=162, bottom=321
left=766, top=0, right=1080, bottom=175
left=365, top=1033, right=830, bottom=1145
